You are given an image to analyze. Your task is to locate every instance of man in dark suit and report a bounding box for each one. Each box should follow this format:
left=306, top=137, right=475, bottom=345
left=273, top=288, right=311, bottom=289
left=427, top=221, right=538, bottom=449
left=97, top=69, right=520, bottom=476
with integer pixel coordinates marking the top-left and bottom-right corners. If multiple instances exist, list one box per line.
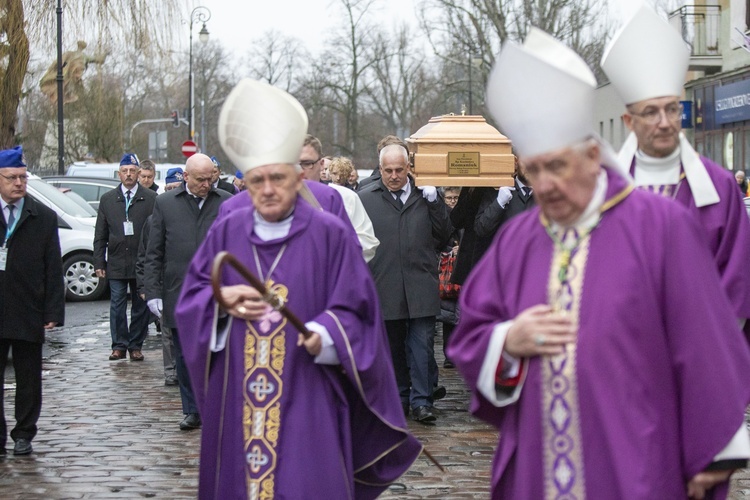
left=357, top=135, right=409, bottom=192
left=474, top=158, right=535, bottom=239
left=210, top=156, right=237, bottom=194
left=144, top=153, right=231, bottom=431
left=0, top=146, right=64, bottom=456
left=359, top=143, right=450, bottom=423
left=94, top=153, right=157, bottom=361
left=138, top=159, right=159, bottom=193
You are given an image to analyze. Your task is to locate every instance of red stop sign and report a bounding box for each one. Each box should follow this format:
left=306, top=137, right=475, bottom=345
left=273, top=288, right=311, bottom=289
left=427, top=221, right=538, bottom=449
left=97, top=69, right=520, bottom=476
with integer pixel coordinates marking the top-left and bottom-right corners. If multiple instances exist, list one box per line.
left=181, top=140, right=198, bottom=158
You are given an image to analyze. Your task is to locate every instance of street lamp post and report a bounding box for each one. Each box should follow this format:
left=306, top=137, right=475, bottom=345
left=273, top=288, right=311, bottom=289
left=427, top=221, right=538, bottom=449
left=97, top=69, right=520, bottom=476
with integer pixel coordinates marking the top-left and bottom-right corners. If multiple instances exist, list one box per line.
left=188, top=6, right=211, bottom=142
left=467, top=51, right=483, bottom=115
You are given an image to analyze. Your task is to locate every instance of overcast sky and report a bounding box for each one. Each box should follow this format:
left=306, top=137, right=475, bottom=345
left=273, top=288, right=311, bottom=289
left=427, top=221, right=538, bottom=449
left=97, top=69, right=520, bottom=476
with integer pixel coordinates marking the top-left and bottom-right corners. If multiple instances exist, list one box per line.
left=197, top=0, right=421, bottom=56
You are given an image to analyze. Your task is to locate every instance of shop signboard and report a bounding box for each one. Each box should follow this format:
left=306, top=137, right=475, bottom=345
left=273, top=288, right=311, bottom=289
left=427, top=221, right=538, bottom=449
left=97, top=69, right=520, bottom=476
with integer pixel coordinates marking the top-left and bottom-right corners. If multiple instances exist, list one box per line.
left=715, top=79, right=750, bottom=124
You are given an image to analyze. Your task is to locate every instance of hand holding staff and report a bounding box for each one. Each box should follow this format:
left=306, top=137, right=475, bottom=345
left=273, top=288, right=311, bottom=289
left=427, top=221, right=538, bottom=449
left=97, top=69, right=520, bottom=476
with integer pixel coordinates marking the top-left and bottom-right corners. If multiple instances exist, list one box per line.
left=211, top=251, right=312, bottom=339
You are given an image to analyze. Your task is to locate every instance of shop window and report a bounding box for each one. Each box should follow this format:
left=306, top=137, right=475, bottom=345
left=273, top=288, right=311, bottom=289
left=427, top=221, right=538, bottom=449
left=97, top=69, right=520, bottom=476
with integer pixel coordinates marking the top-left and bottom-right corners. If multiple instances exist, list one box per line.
left=734, top=129, right=743, bottom=172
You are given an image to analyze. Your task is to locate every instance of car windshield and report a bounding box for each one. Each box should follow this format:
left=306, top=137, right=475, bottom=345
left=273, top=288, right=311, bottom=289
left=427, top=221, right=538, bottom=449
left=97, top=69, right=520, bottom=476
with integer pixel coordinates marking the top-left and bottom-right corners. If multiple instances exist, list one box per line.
left=28, top=178, right=96, bottom=218
left=63, top=189, right=98, bottom=216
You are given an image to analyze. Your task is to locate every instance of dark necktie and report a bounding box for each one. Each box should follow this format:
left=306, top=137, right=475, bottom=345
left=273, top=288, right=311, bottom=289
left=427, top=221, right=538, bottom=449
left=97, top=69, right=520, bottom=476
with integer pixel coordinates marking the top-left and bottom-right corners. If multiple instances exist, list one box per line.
left=394, top=189, right=404, bottom=209
left=522, top=187, right=531, bottom=198
left=192, top=195, right=202, bottom=209
left=6, top=204, right=15, bottom=227
left=126, top=190, right=132, bottom=202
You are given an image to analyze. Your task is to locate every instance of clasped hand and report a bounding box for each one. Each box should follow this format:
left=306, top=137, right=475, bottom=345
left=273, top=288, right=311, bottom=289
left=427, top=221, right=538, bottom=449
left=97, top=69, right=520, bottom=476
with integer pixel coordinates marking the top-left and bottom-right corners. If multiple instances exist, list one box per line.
left=220, top=285, right=267, bottom=321
left=505, top=304, right=576, bottom=358
left=221, top=285, right=323, bottom=357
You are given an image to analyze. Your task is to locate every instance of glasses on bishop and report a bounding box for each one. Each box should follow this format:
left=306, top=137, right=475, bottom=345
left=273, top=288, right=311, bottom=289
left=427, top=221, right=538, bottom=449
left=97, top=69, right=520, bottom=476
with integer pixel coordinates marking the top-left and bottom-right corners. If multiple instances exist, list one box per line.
left=298, top=158, right=320, bottom=170
left=630, top=102, right=683, bottom=124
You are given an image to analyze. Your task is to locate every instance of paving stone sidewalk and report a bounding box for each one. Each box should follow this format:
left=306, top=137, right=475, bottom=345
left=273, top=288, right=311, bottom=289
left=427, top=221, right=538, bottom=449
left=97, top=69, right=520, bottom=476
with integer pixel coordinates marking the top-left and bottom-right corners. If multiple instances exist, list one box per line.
left=0, top=302, right=747, bottom=498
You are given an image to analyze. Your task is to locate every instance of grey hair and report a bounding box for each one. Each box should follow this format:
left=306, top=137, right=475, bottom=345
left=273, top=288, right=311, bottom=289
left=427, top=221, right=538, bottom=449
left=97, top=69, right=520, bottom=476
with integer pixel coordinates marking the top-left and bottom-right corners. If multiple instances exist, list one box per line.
left=139, top=159, right=156, bottom=171
left=379, top=143, right=409, bottom=165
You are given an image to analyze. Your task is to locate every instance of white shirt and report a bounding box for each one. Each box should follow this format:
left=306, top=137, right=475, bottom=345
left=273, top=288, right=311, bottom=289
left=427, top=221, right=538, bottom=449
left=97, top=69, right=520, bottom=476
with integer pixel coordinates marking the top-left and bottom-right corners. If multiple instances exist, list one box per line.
left=120, top=183, right=139, bottom=198
left=0, top=197, right=23, bottom=227
left=390, top=181, right=411, bottom=204
left=328, top=184, right=379, bottom=262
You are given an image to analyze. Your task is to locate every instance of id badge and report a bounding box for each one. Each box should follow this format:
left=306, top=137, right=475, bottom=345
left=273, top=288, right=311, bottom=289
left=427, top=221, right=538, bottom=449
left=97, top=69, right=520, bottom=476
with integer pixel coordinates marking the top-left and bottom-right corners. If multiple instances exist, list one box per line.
left=123, top=221, right=134, bottom=236
left=0, top=247, right=7, bottom=271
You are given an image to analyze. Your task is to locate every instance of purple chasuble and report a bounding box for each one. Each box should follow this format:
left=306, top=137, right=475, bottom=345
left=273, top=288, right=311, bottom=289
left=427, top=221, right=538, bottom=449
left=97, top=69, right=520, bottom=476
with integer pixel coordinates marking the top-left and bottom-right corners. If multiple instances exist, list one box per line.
left=629, top=156, right=750, bottom=323
left=448, top=168, right=750, bottom=499
left=218, top=179, right=348, bottom=222
left=175, top=197, right=421, bottom=499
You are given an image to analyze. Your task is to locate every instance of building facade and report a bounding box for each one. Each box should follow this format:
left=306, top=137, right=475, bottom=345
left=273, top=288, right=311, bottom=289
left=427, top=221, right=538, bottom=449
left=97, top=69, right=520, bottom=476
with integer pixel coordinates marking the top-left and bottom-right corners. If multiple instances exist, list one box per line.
left=595, top=0, right=750, bottom=172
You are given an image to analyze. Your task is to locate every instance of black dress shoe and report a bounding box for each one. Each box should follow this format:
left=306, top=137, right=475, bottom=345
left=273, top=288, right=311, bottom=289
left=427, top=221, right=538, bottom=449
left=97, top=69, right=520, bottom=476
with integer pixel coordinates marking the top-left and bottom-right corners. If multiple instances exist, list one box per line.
left=411, top=405, right=436, bottom=423
left=432, top=385, right=447, bottom=401
left=164, top=377, right=178, bottom=386
left=179, top=413, right=202, bottom=430
left=13, top=438, right=32, bottom=455
left=443, top=359, right=455, bottom=368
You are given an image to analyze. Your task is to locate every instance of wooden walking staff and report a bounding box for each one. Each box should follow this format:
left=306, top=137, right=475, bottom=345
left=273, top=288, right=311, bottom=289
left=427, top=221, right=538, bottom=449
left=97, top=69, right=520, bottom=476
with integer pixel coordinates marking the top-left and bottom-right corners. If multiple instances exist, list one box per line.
left=211, top=250, right=445, bottom=472
left=211, top=250, right=312, bottom=339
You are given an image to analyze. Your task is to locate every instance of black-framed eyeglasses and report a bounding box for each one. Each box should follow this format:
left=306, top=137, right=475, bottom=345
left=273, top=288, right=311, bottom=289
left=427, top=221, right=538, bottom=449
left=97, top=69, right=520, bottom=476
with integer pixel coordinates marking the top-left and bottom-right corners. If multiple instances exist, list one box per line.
left=298, top=158, right=320, bottom=169
left=0, top=173, right=28, bottom=183
left=629, top=103, right=683, bottom=124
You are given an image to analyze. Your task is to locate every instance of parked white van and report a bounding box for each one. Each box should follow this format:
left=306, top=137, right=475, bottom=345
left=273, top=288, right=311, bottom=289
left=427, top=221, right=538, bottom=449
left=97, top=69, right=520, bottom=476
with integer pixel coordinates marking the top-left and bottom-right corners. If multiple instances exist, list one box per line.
left=66, top=161, right=182, bottom=185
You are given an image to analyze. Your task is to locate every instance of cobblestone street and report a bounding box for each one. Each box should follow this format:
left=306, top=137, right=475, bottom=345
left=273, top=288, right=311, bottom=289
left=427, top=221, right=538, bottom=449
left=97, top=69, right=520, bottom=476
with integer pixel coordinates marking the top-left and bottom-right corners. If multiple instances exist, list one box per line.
left=0, top=300, right=748, bottom=498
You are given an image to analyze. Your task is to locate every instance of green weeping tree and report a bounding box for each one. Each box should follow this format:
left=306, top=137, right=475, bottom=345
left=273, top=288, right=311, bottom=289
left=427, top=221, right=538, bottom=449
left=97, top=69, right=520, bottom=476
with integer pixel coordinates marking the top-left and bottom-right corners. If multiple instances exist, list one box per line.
left=0, top=0, right=181, bottom=149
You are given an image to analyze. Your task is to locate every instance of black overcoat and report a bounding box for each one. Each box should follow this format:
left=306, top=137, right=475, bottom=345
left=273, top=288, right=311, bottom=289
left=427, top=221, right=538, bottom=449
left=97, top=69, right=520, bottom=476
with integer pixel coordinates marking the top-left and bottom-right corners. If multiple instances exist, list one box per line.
left=94, top=183, right=156, bottom=279
left=0, top=196, right=64, bottom=343
left=358, top=179, right=450, bottom=320
left=143, top=185, right=231, bottom=328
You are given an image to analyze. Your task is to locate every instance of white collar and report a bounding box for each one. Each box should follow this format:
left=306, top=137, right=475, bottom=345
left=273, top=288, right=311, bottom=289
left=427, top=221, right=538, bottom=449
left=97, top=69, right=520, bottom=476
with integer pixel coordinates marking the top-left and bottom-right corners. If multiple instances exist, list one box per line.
left=390, top=181, right=411, bottom=200
left=185, top=185, right=202, bottom=200
left=618, top=131, right=720, bottom=207
left=253, top=209, right=294, bottom=241
left=121, top=184, right=138, bottom=197
left=0, top=197, right=23, bottom=212
left=634, top=147, right=681, bottom=186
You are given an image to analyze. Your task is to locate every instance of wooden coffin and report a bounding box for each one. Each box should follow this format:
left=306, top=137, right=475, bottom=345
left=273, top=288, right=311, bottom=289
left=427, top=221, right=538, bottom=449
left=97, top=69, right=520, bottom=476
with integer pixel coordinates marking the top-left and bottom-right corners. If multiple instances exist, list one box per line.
left=406, top=114, right=515, bottom=187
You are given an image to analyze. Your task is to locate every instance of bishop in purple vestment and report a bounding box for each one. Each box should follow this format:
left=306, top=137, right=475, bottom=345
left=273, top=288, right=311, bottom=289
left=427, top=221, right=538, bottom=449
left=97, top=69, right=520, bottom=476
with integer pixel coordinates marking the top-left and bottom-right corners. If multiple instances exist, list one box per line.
left=175, top=79, right=420, bottom=499
left=602, top=4, right=750, bottom=329
left=449, top=29, right=750, bottom=500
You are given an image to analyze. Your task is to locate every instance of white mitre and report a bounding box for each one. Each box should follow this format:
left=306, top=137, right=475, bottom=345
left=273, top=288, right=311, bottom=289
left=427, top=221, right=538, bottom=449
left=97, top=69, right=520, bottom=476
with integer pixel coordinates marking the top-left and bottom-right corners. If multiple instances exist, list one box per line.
left=485, top=28, right=597, bottom=159
left=218, top=79, right=308, bottom=173
left=601, top=3, right=689, bottom=105
left=601, top=3, right=719, bottom=207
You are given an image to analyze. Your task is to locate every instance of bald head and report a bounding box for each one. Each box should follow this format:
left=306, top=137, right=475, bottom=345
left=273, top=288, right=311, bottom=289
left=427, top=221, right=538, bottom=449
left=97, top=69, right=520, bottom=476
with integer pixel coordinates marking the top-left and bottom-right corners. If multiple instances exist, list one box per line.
left=184, top=153, right=214, bottom=198
left=186, top=153, right=212, bottom=172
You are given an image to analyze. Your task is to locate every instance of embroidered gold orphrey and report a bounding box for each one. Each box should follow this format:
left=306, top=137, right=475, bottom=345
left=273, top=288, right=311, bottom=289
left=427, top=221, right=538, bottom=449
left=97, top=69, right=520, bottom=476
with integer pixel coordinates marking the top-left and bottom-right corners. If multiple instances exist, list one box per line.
left=542, top=229, right=590, bottom=500
left=244, top=318, right=287, bottom=499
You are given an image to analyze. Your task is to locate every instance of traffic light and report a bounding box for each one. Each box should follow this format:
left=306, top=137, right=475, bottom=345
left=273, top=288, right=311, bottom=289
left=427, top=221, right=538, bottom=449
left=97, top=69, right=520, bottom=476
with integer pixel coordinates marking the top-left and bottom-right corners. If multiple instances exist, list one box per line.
left=171, top=110, right=179, bottom=127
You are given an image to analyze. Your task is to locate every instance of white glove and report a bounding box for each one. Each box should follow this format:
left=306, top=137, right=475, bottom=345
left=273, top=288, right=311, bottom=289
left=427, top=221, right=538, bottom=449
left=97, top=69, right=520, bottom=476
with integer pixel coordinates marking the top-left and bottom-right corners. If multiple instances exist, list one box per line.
left=420, top=185, right=438, bottom=202
left=496, top=186, right=515, bottom=208
left=148, top=298, right=163, bottom=318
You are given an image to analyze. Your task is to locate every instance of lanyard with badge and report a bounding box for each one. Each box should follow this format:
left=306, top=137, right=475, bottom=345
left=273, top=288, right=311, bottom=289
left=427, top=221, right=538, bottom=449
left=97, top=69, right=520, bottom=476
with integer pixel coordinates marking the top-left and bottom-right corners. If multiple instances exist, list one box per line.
left=0, top=207, right=19, bottom=271
left=123, top=191, right=135, bottom=236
